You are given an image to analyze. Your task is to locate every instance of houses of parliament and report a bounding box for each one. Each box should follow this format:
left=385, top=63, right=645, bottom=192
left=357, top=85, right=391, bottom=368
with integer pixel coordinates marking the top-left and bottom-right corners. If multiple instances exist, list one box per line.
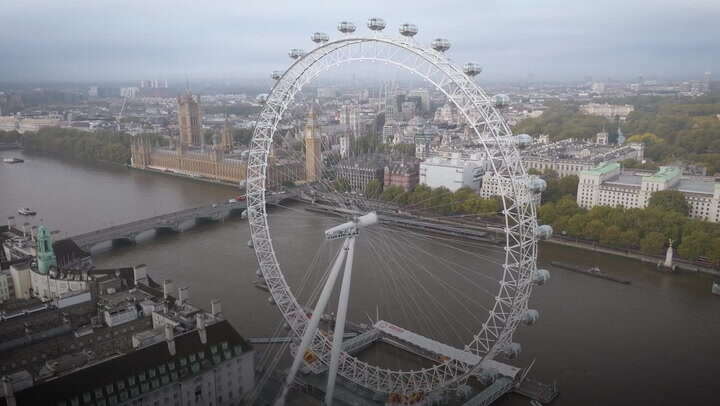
left=131, top=92, right=309, bottom=188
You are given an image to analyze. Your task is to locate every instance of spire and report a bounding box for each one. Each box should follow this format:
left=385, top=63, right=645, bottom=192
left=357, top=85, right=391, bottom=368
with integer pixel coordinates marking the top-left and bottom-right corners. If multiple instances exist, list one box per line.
left=36, top=225, right=57, bottom=274
left=305, top=106, right=319, bottom=139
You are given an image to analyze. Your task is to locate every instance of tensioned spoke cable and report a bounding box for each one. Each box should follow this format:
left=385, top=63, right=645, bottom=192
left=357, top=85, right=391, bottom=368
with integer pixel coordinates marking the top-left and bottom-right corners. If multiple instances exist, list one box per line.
left=250, top=237, right=330, bottom=403
left=364, top=231, right=451, bottom=341
left=375, top=223, right=506, bottom=268
left=365, top=229, right=472, bottom=341
left=363, top=230, right=445, bottom=338
left=363, top=235, right=416, bottom=334
left=375, top=227, right=500, bottom=301
left=367, top=227, right=491, bottom=322
left=375, top=225, right=504, bottom=289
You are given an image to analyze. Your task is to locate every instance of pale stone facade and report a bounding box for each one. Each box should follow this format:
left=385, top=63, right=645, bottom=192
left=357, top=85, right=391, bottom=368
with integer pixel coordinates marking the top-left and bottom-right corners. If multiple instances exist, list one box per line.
left=178, top=92, right=202, bottom=146
left=577, top=163, right=720, bottom=222
left=304, top=109, right=322, bottom=182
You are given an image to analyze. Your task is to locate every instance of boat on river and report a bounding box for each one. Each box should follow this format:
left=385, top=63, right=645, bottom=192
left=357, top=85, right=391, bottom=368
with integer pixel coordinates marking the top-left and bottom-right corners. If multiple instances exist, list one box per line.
left=3, top=157, right=24, bottom=163
left=712, top=281, right=720, bottom=296
left=18, top=207, right=36, bottom=216
left=551, top=261, right=631, bottom=285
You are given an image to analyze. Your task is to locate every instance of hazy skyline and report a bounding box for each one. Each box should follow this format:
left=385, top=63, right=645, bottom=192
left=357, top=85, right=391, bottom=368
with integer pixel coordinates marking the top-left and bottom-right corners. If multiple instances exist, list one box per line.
left=1, top=0, right=718, bottom=83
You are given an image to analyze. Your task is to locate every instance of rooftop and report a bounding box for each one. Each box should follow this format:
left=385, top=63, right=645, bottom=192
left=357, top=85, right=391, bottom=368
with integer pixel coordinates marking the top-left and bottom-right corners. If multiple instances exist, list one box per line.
left=582, top=161, right=620, bottom=176
left=11, top=320, right=250, bottom=406
left=645, top=166, right=681, bottom=183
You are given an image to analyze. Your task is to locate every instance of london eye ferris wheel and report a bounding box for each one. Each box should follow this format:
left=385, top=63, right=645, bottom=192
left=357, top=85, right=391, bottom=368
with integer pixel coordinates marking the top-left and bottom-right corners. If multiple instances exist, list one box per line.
left=245, top=17, right=553, bottom=405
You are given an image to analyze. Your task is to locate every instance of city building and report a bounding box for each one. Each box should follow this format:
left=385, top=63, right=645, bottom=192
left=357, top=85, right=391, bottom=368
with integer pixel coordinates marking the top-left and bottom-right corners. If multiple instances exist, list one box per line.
left=478, top=173, right=542, bottom=206
left=381, top=123, right=395, bottom=144
left=178, top=92, right=202, bottom=147
left=5, top=319, right=253, bottom=406
left=521, top=138, right=643, bottom=177
left=220, top=116, right=234, bottom=153
left=305, top=109, right=323, bottom=182
left=120, top=87, right=140, bottom=98
left=419, top=154, right=486, bottom=192
left=384, top=160, right=420, bottom=191
left=0, top=270, right=11, bottom=303
left=579, top=103, right=635, bottom=120
left=407, top=88, right=430, bottom=112
left=595, top=131, right=608, bottom=145
left=140, top=79, right=169, bottom=89
left=0, top=221, right=256, bottom=406
left=336, top=158, right=385, bottom=193
left=577, top=163, right=720, bottom=222
left=0, top=115, right=63, bottom=133
left=131, top=136, right=246, bottom=185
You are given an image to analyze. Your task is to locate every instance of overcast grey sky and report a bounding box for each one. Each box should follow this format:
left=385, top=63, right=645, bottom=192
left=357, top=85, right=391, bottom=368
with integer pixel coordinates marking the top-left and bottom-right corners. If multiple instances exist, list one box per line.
left=1, top=0, right=718, bottom=83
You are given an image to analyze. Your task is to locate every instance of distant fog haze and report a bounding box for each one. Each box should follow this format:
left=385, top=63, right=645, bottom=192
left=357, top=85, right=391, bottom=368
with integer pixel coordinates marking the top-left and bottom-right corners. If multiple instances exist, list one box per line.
left=1, top=0, right=718, bottom=82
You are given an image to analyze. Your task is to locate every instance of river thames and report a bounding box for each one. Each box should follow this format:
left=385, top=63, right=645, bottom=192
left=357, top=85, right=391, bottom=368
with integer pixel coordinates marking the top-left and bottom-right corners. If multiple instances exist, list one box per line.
left=1, top=150, right=718, bottom=405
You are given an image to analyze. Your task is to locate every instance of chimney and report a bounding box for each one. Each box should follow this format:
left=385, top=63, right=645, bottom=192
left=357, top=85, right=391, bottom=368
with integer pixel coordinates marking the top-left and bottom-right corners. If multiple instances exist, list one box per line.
left=2, top=376, right=17, bottom=406
left=196, top=314, right=207, bottom=344
left=165, top=324, right=176, bottom=356
left=176, top=286, right=189, bottom=307
left=163, top=279, right=173, bottom=300
left=211, top=299, right=222, bottom=319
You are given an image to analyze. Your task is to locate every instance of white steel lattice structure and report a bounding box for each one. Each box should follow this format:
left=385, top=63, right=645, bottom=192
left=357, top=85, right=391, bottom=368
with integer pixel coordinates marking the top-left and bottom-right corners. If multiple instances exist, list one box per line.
left=247, top=26, right=547, bottom=398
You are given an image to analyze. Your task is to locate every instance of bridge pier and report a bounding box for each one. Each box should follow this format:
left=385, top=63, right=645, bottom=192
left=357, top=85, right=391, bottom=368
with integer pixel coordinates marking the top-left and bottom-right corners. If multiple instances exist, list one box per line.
left=155, top=224, right=181, bottom=234
left=111, top=236, right=136, bottom=247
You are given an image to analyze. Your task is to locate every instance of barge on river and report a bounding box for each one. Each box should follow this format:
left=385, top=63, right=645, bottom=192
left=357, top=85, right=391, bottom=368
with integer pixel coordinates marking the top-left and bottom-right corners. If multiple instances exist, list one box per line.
left=551, top=261, right=631, bottom=285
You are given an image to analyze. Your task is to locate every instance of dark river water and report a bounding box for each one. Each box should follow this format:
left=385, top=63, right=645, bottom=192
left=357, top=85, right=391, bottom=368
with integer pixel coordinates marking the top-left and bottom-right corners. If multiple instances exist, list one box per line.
left=1, top=150, right=718, bottom=406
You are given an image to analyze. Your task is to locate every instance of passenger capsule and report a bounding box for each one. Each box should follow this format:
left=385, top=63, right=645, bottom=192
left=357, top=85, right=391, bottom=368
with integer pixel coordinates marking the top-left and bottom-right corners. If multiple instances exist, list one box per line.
left=367, top=17, right=386, bottom=31
left=256, top=94, right=268, bottom=105
left=536, top=225, right=553, bottom=240
left=270, top=71, right=282, bottom=80
left=493, top=93, right=510, bottom=108
left=502, top=342, right=522, bottom=359
left=532, top=268, right=551, bottom=285
left=463, top=62, right=482, bottom=77
left=247, top=239, right=254, bottom=248
left=267, top=297, right=275, bottom=305
left=311, top=32, right=329, bottom=44
left=337, top=21, right=356, bottom=34
left=431, top=38, right=451, bottom=52
left=528, top=176, right=547, bottom=193
left=516, top=133, right=533, bottom=147
left=255, top=269, right=262, bottom=278
left=399, top=23, right=418, bottom=37
left=288, top=48, right=305, bottom=59
left=478, top=367, right=499, bottom=384
left=522, top=309, right=540, bottom=325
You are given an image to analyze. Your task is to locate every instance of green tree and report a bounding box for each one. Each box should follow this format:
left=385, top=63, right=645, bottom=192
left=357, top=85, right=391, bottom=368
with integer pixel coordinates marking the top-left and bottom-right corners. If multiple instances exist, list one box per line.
left=334, top=178, right=351, bottom=192
left=619, top=230, right=640, bottom=248
left=626, top=132, right=663, bottom=145
left=543, top=175, right=579, bottom=203
left=648, top=190, right=690, bottom=216
left=365, top=179, right=382, bottom=198
left=600, top=225, right=623, bottom=247
left=640, top=231, right=666, bottom=255
left=678, top=231, right=711, bottom=260
left=381, top=185, right=405, bottom=202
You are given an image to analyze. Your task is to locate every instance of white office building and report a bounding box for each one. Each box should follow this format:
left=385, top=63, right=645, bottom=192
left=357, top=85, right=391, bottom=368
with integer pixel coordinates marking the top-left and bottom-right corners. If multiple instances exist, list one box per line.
left=577, top=163, right=720, bottom=222
left=419, top=154, right=487, bottom=192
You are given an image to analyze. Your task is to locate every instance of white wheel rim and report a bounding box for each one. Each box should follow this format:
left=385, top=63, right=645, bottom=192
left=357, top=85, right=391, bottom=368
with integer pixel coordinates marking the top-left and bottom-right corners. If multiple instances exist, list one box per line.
left=247, top=36, right=539, bottom=396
